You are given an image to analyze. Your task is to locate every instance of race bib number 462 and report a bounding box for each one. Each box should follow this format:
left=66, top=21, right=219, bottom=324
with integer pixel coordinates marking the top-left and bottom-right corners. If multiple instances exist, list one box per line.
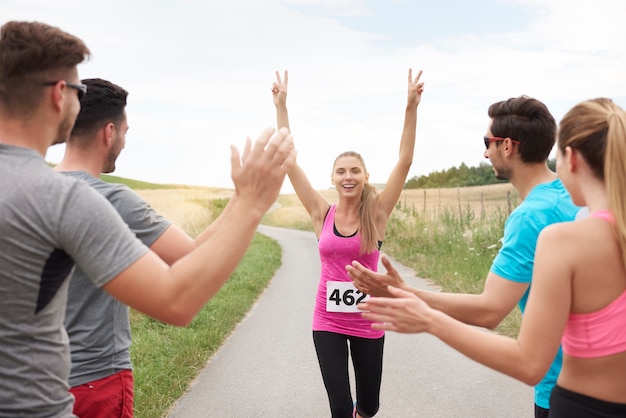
left=326, top=281, right=369, bottom=313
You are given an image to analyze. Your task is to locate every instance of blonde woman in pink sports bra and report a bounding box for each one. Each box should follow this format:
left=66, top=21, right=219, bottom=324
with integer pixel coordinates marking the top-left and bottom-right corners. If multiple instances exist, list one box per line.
left=359, top=98, right=626, bottom=417
left=272, top=69, right=424, bottom=418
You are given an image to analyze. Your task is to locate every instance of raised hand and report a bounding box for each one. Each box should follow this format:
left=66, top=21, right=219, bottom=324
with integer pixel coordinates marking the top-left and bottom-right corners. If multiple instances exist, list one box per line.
left=346, top=254, right=407, bottom=297
left=230, top=127, right=296, bottom=216
left=271, top=70, right=288, bottom=108
left=407, top=68, right=424, bottom=107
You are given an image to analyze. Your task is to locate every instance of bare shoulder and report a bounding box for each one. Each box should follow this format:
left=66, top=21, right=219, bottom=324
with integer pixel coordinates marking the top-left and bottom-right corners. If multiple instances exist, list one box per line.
left=539, top=220, right=578, bottom=242
left=538, top=217, right=614, bottom=256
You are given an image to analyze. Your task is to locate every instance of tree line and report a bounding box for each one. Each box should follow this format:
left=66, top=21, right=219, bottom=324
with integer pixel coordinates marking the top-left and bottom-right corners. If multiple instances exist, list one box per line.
left=405, top=159, right=556, bottom=189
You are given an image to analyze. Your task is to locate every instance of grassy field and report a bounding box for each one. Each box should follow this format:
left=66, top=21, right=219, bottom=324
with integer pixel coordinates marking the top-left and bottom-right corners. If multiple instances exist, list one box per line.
left=132, top=188, right=278, bottom=417
left=129, top=182, right=522, bottom=416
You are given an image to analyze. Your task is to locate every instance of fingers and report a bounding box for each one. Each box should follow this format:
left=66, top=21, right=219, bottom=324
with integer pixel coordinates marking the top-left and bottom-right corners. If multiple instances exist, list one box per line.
left=413, top=69, right=423, bottom=84
left=241, top=137, right=252, bottom=163
left=264, top=127, right=294, bottom=167
left=250, top=127, right=276, bottom=157
left=380, top=254, right=395, bottom=273
left=236, top=127, right=291, bottom=180
left=387, top=285, right=413, bottom=298
left=380, top=255, right=404, bottom=287
left=273, top=70, right=288, bottom=87
left=350, top=260, right=369, bottom=273
left=281, top=142, right=297, bottom=172
left=229, top=137, right=251, bottom=186
left=230, top=144, right=241, bottom=173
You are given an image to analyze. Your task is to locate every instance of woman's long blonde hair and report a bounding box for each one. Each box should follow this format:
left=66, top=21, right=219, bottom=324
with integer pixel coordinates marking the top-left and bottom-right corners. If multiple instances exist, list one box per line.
left=557, top=98, right=626, bottom=267
left=333, top=151, right=379, bottom=254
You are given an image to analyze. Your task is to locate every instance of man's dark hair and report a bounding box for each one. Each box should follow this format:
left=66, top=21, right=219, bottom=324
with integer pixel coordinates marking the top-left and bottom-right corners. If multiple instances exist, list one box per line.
left=488, top=96, right=556, bottom=163
left=0, top=21, right=90, bottom=116
left=70, top=78, right=128, bottom=141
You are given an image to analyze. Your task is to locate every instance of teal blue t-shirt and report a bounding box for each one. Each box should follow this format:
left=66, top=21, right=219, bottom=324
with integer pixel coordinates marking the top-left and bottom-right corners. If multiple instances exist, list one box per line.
left=491, top=179, right=579, bottom=409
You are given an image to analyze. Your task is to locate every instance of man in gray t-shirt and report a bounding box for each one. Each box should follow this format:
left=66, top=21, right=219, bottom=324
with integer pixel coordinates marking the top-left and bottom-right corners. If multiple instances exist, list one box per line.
left=0, top=21, right=295, bottom=417
left=57, top=78, right=219, bottom=417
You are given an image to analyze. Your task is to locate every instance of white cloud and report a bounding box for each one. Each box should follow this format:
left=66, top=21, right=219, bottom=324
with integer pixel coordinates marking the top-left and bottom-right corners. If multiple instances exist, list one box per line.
left=3, top=0, right=625, bottom=192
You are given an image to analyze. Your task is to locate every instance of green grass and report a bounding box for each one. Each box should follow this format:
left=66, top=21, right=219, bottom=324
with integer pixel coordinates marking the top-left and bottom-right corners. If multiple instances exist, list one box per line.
left=383, top=205, right=523, bottom=337
left=130, top=233, right=281, bottom=418
left=100, top=174, right=182, bottom=190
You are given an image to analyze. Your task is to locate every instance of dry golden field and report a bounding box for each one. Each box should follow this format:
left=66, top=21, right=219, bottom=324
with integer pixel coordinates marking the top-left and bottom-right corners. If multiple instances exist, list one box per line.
left=136, top=182, right=520, bottom=233
left=397, top=182, right=520, bottom=218
left=136, top=187, right=234, bottom=237
left=264, top=182, right=520, bottom=229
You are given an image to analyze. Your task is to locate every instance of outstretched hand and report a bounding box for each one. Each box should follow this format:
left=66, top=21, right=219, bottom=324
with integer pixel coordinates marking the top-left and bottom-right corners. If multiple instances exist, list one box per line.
left=346, top=254, right=406, bottom=297
left=407, top=68, right=424, bottom=107
left=358, top=286, right=433, bottom=334
left=272, top=70, right=288, bottom=108
left=230, top=127, right=296, bottom=215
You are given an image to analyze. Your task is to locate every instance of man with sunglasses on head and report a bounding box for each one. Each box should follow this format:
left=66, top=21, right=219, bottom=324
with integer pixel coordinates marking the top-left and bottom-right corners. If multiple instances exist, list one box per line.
left=347, top=96, right=580, bottom=417
left=0, top=20, right=295, bottom=417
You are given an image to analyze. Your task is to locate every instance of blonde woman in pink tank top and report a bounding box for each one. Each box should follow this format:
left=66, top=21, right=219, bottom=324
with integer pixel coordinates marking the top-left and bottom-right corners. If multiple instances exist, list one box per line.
left=272, top=68, right=424, bottom=418
left=360, top=98, right=626, bottom=418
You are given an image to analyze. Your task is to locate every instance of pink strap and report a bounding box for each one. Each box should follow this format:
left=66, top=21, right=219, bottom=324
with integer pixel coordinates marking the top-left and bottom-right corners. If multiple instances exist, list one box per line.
left=590, top=210, right=615, bottom=224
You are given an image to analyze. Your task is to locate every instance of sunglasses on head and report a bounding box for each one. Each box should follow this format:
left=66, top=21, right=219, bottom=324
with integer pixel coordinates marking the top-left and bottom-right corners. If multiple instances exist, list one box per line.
left=43, top=81, right=88, bottom=100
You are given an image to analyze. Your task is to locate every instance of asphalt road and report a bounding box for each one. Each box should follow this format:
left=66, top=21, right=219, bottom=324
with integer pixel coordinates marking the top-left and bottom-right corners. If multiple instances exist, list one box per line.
left=166, top=225, right=534, bottom=417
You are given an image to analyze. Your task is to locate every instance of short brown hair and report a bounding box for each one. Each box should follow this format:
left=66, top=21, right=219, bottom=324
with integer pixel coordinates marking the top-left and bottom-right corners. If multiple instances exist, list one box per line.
left=0, top=21, right=90, bottom=116
left=488, top=96, right=556, bottom=164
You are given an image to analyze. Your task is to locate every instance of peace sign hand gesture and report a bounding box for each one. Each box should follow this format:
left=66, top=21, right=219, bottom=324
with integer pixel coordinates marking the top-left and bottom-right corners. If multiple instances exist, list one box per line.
left=407, top=68, right=424, bottom=107
left=272, top=70, right=288, bottom=108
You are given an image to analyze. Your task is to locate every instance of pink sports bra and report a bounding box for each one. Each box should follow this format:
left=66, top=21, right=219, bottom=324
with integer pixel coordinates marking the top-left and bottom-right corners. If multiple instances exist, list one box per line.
left=561, top=210, right=626, bottom=358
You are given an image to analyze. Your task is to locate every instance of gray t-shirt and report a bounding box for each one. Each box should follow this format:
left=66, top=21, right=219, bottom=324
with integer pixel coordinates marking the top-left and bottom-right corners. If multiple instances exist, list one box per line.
left=0, top=144, right=148, bottom=417
left=62, top=171, right=171, bottom=387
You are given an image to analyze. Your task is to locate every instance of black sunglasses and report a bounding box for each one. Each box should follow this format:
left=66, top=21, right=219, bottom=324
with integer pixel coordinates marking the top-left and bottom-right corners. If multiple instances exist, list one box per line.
left=43, top=81, right=88, bottom=100
left=484, top=136, right=520, bottom=149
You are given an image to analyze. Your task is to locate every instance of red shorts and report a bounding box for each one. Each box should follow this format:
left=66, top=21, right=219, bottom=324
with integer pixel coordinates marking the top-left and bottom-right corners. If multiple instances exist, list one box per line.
left=70, top=369, right=134, bottom=418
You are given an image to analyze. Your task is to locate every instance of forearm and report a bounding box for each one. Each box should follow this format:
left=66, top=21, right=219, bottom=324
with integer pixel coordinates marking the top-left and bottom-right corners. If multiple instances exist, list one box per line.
left=415, top=288, right=505, bottom=329
left=276, top=104, right=290, bottom=131
left=109, top=196, right=266, bottom=326
left=164, top=197, right=265, bottom=322
left=193, top=195, right=237, bottom=246
left=378, top=104, right=419, bottom=207
left=397, top=104, right=418, bottom=165
left=427, top=309, right=542, bottom=385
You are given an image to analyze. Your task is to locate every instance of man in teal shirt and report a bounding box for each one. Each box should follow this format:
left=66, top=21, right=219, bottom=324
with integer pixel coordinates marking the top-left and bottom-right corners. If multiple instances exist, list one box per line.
left=348, top=96, right=580, bottom=417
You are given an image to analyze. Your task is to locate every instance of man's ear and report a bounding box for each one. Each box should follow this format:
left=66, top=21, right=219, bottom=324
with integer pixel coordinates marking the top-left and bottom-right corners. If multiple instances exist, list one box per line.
left=49, top=82, right=65, bottom=113
left=503, top=137, right=517, bottom=157
left=103, top=123, right=115, bottom=147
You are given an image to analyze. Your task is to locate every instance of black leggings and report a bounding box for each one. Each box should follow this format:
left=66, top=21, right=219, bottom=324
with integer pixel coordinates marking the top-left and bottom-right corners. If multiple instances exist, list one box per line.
left=313, top=331, right=385, bottom=418
left=549, top=385, right=626, bottom=417
left=535, top=404, right=549, bottom=418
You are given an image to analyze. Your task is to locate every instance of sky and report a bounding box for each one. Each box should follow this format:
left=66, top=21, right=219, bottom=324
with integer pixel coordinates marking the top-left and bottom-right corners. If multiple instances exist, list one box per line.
left=2, top=0, right=625, bottom=193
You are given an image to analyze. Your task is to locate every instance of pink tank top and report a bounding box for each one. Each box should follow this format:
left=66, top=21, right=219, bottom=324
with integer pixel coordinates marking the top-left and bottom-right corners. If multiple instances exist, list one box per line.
left=561, top=210, right=626, bottom=358
left=312, top=205, right=384, bottom=339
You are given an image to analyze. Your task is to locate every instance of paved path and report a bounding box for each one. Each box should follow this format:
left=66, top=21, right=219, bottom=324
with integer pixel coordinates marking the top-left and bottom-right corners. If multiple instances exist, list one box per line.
left=167, top=225, right=534, bottom=417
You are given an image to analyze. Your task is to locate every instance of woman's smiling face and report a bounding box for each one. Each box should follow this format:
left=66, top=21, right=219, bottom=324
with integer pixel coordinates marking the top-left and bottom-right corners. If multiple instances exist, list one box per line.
left=332, top=155, right=368, bottom=197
